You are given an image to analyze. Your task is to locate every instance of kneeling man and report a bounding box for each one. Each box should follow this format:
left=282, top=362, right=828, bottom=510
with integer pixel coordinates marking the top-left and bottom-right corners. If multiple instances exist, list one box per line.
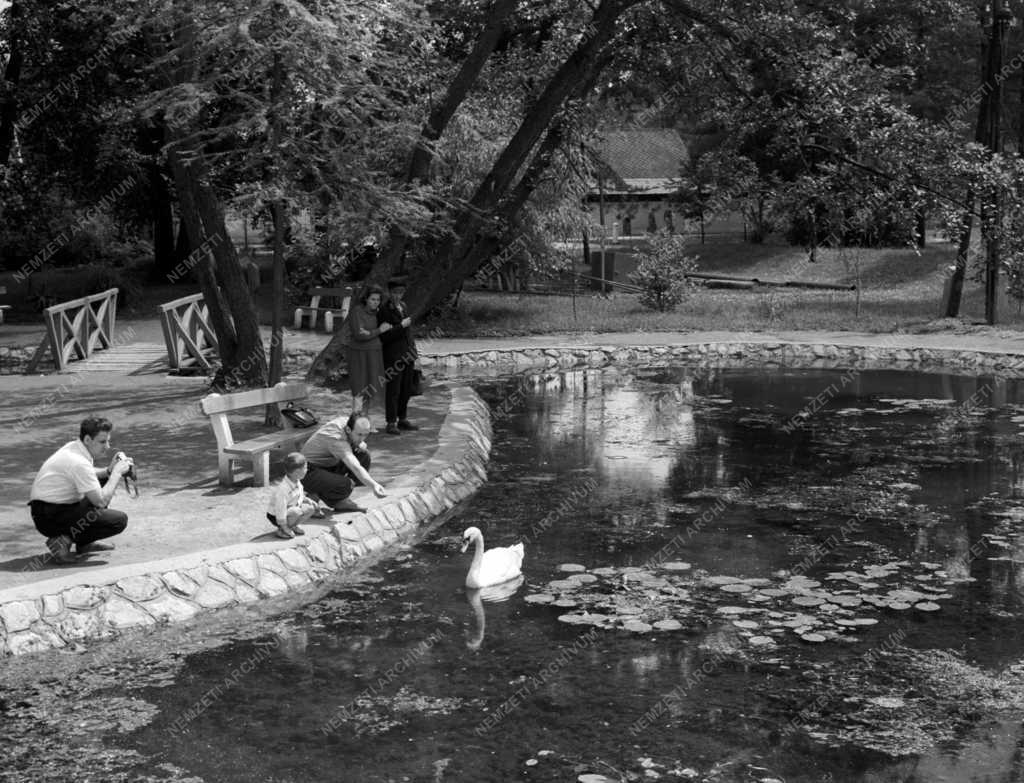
left=29, top=416, right=132, bottom=564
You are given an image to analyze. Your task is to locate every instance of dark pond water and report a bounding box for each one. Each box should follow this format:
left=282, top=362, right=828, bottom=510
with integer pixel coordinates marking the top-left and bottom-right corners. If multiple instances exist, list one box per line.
left=5, top=365, right=1024, bottom=783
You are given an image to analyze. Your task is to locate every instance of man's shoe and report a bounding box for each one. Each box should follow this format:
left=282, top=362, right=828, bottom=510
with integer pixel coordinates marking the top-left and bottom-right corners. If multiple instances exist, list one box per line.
left=332, top=498, right=367, bottom=513
left=397, top=420, right=419, bottom=431
left=45, top=536, right=78, bottom=565
left=77, top=541, right=115, bottom=555
left=385, top=422, right=401, bottom=435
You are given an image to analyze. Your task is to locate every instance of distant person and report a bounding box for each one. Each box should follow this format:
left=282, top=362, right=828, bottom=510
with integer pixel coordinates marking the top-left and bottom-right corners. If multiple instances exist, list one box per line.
left=28, top=416, right=133, bottom=564
left=378, top=277, right=419, bottom=435
left=265, top=452, right=321, bottom=539
left=343, top=284, right=390, bottom=415
left=301, top=414, right=386, bottom=513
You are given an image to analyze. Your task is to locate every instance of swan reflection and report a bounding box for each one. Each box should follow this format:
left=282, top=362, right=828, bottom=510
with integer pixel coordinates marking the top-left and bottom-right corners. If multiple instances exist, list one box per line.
left=466, top=574, right=525, bottom=651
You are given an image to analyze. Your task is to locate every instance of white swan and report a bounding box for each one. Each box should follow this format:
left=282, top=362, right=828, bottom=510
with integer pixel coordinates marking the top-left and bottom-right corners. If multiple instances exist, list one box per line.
left=460, top=526, right=525, bottom=589
left=466, top=574, right=525, bottom=650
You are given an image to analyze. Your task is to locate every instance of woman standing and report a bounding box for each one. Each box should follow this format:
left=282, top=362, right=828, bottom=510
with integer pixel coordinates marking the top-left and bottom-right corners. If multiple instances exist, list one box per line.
left=345, top=284, right=390, bottom=414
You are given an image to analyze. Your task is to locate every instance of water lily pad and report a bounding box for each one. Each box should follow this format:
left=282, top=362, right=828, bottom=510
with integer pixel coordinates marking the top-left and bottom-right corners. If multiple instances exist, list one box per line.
left=558, top=563, right=587, bottom=573
left=885, top=601, right=912, bottom=611
left=706, top=575, right=744, bottom=585
left=748, top=635, right=776, bottom=647
left=758, top=588, right=790, bottom=598
left=799, top=632, right=827, bottom=643
left=660, top=561, right=692, bottom=571
left=552, top=598, right=578, bottom=608
left=652, top=619, right=683, bottom=631
left=548, top=579, right=582, bottom=591
left=557, top=613, right=592, bottom=625
left=733, top=620, right=759, bottom=630
left=792, top=595, right=824, bottom=607
left=721, top=583, right=753, bottom=593
left=524, top=593, right=554, bottom=604
left=914, top=601, right=941, bottom=612
left=623, top=620, right=653, bottom=633
left=590, top=567, right=618, bottom=577
left=574, top=573, right=598, bottom=584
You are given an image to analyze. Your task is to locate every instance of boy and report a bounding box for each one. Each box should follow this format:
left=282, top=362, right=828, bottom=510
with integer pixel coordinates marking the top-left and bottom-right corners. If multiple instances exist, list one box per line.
left=266, top=452, right=320, bottom=539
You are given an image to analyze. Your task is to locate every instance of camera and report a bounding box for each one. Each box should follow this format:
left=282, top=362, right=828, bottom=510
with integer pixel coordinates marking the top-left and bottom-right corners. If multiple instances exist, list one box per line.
left=115, top=451, right=137, bottom=482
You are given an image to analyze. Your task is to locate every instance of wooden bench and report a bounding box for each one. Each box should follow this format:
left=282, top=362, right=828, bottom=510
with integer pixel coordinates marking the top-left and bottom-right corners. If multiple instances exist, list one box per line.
left=200, top=381, right=317, bottom=487
left=293, top=286, right=352, bottom=332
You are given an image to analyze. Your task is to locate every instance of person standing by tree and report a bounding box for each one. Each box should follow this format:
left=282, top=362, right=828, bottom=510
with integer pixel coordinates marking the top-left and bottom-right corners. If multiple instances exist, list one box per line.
left=344, top=284, right=390, bottom=415
left=378, top=277, right=418, bottom=435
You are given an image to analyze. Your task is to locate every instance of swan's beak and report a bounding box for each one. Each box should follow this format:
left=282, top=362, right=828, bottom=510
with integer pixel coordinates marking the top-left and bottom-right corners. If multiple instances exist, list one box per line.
left=459, top=537, right=469, bottom=553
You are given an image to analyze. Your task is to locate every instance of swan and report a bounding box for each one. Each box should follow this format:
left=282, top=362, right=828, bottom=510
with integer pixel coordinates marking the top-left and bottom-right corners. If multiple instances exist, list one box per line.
left=460, top=526, right=525, bottom=589
left=466, top=574, right=525, bottom=650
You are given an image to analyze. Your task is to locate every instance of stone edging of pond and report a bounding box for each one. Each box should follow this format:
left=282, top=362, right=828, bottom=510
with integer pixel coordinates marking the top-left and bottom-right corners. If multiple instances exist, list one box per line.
left=0, top=386, right=492, bottom=657
left=412, top=339, right=1024, bottom=375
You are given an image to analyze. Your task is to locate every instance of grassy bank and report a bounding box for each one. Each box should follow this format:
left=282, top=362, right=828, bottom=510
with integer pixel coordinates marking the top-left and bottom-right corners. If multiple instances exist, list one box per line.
left=435, top=238, right=1024, bottom=337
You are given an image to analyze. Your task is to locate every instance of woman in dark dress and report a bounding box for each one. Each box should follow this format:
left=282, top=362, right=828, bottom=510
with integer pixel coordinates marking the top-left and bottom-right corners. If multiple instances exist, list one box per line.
left=345, top=285, right=390, bottom=414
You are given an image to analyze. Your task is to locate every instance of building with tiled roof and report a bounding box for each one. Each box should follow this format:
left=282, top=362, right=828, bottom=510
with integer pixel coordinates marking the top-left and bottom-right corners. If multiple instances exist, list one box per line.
left=586, top=129, right=689, bottom=237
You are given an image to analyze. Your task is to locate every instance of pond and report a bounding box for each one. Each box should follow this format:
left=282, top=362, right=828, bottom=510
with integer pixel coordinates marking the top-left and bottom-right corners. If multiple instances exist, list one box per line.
left=3, top=364, right=1024, bottom=783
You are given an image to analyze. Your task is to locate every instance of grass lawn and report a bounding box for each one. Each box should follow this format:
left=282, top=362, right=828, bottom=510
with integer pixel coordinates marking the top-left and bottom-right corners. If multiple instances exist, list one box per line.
left=436, top=237, right=1024, bottom=337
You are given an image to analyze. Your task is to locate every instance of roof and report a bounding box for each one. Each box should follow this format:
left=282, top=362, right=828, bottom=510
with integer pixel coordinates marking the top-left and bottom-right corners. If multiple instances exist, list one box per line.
left=589, top=129, right=689, bottom=183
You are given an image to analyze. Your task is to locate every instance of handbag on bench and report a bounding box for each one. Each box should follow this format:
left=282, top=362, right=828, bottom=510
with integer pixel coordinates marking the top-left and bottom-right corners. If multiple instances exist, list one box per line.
left=281, top=403, right=319, bottom=429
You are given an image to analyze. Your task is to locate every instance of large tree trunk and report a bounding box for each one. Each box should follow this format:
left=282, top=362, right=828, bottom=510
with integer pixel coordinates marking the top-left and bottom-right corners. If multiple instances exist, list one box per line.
left=944, top=189, right=973, bottom=319
left=159, top=1, right=266, bottom=387
left=373, top=0, right=520, bottom=277
left=0, top=0, right=25, bottom=166
left=151, top=162, right=177, bottom=280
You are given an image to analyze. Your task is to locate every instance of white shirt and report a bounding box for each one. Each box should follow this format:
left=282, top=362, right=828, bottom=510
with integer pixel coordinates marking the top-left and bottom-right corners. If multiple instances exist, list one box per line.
left=30, top=440, right=102, bottom=504
left=266, top=475, right=306, bottom=522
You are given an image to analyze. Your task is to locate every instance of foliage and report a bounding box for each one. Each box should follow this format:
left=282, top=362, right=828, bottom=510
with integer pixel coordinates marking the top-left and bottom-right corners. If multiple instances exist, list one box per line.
left=627, top=232, right=698, bottom=312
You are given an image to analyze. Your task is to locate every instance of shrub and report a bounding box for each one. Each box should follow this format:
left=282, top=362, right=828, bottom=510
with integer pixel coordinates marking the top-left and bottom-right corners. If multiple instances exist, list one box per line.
left=627, top=232, right=699, bottom=312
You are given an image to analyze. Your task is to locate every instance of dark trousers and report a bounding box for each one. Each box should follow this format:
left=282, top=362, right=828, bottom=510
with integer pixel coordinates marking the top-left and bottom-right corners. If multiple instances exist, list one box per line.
left=303, top=449, right=372, bottom=506
left=385, top=361, right=415, bottom=424
left=30, top=499, right=127, bottom=546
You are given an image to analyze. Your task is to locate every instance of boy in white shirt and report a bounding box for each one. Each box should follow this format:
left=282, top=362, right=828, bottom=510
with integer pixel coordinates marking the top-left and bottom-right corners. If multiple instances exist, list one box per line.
left=266, top=453, right=320, bottom=539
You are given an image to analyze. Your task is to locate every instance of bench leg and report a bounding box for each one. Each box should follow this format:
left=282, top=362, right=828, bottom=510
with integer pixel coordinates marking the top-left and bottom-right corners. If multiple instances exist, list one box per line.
left=218, top=453, right=234, bottom=488
left=293, top=308, right=303, bottom=329
left=252, top=453, right=271, bottom=487
left=324, top=311, right=334, bottom=332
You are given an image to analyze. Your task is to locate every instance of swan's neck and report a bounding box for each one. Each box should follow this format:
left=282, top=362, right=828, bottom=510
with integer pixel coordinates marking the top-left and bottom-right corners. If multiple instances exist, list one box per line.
left=469, top=533, right=484, bottom=574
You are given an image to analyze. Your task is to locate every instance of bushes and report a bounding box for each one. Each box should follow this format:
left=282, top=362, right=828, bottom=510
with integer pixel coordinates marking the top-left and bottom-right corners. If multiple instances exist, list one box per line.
left=627, top=233, right=699, bottom=312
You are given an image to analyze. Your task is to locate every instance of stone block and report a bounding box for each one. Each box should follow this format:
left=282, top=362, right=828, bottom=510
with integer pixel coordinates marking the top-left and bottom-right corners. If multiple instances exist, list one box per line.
left=257, top=553, right=288, bottom=575
left=366, top=509, right=391, bottom=535
left=184, top=564, right=211, bottom=587
left=27, top=623, right=66, bottom=651
left=42, top=595, right=63, bottom=617
left=398, top=498, right=418, bottom=525
left=192, top=579, right=237, bottom=610
left=62, top=586, right=103, bottom=609
left=0, top=600, right=41, bottom=633
left=278, top=547, right=311, bottom=573
left=103, top=595, right=156, bottom=631
left=255, top=570, right=289, bottom=597
left=306, top=537, right=330, bottom=563
left=6, top=631, right=54, bottom=656
left=381, top=502, right=407, bottom=530
left=339, top=544, right=361, bottom=567
left=234, top=582, right=261, bottom=604
left=162, top=571, right=199, bottom=598
left=143, top=593, right=198, bottom=624
left=280, top=569, right=310, bottom=588
left=115, top=575, right=164, bottom=602
left=52, top=609, right=103, bottom=640
left=224, top=558, right=260, bottom=583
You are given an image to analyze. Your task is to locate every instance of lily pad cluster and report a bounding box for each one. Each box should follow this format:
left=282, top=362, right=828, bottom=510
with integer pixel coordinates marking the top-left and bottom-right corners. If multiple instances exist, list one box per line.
left=525, top=559, right=963, bottom=649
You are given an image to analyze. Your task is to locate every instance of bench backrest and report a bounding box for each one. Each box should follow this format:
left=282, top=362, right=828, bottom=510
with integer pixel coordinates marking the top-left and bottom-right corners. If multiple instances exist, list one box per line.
left=201, top=381, right=310, bottom=447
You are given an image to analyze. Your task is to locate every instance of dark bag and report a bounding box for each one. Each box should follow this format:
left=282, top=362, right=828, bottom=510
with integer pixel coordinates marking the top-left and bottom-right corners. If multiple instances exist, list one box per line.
left=410, top=368, right=424, bottom=397
left=281, top=403, right=319, bottom=429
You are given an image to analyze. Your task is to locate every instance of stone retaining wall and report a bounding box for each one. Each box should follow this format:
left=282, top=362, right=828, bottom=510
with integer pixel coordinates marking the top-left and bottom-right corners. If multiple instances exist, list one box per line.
left=416, top=340, right=1024, bottom=376
left=0, top=387, right=492, bottom=656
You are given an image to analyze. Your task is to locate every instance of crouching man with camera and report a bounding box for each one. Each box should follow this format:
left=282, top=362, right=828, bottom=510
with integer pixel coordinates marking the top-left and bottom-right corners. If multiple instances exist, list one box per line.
left=28, top=416, right=132, bottom=565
